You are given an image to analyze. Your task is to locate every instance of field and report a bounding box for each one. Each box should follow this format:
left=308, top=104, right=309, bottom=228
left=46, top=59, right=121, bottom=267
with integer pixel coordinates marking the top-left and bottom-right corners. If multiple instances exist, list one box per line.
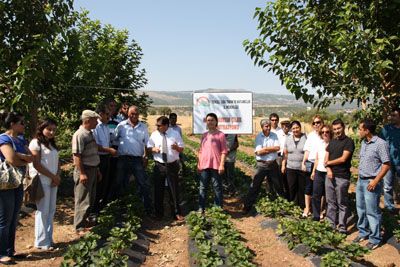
left=13, top=115, right=400, bottom=266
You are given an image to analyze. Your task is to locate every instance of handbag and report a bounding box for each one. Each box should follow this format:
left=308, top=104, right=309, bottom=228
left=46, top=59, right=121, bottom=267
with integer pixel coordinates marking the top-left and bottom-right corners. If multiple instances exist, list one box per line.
left=0, top=134, right=24, bottom=190
left=24, top=173, right=44, bottom=203
left=24, top=141, right=44, bottom=203
left=0, top=160, right=24, bottom=190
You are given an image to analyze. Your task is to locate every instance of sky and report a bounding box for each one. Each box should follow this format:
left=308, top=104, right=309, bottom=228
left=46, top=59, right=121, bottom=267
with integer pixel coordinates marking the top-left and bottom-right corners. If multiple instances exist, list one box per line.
left=73, top=1, right=288, bottom=95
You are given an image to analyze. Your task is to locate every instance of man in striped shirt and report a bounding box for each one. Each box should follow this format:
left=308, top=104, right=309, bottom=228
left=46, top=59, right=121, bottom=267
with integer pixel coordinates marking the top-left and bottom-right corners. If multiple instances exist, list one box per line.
left=353, top=118, right=391, bottom=250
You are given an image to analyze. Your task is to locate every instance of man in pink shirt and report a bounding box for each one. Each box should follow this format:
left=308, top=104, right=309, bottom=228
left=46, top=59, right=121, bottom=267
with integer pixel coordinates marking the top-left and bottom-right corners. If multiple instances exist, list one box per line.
left=197, top=113, right=227, bottom=212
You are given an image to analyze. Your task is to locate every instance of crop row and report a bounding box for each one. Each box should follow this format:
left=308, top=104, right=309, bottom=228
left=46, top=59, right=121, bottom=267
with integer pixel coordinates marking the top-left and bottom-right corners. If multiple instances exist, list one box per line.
left=61, top=191, right=143, bottom=266
left=255, top=196, right=369, bottom=267
left=187, top=207, right=255, bottom=267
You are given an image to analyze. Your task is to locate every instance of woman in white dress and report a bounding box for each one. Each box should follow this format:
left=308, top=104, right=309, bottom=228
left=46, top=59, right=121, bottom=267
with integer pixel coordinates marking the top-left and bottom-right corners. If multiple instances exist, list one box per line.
left=29, top=119, right=60, bottom=250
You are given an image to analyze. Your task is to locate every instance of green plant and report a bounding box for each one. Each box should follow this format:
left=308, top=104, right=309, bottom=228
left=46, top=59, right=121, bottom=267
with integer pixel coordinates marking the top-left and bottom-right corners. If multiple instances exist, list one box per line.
left=277, top=218, right=346, bottom=253
left=321, top=251, right=350, bottom=267
left=255, top=195, right=302, bottom=218
left=61, top=233, right=100, bottom=266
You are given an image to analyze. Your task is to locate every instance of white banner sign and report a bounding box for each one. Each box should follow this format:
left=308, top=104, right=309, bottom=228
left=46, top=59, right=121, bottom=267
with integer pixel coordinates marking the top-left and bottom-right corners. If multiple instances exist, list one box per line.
left=192, top=92, right=253, bottom=134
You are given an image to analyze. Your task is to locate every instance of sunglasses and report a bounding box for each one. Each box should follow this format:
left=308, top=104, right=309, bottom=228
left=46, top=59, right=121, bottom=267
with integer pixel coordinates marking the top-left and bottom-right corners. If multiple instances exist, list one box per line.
left=321, top=131, right=330, bottom=134
left=270, top=119, right=278, bottom=121
left=312, top=121, right=322, bottom=125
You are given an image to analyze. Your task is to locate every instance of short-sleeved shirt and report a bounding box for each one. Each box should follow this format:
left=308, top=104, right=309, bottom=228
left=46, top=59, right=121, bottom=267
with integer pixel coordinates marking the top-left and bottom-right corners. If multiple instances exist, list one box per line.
left=29, top=139, right=59, bottom=185
left=198, top=130, right=227, bottom=170
left=114, top=120, right=149, bottom=157
left=359, top=136, right=390, bottom=177
left=326, top=135, right=355, bottom=179
left=93, top=120, right=111, bottom=155
left=72, top=126, right=100, bottom=167
left=380, top=124, right=400, bottom=166
left=169, top=125, right=182, bottom=137
left=255, top=131, right=279, bottom=161
left=303, top=131, right=321, bottom=162
left=147, top=128, right=184, bottom=163
left=284, top=134, right=307, bottom=170
left=316, top=139, right=328, bottom=172
left=0, top=134, right=28, bottom=161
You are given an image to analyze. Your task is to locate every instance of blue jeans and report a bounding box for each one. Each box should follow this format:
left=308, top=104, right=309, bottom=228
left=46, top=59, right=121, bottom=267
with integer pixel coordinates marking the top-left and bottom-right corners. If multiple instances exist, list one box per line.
left=312, top=170, right=326, bottom=221
left=383, top=165, right=400, bottom=211
left=0, top=185, right=24, bottom=258
left=199, top=169, right=223, bottom=211
left=116, top=156, right=152, bottom=213
left=356, top=178, right=382, bottom=245
left=35, top=182, right=57, bottom=248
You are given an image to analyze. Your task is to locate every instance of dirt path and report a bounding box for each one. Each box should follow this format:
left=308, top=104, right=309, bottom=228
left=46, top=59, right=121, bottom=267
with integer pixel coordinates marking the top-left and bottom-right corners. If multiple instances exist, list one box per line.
left=140, top=218, right=189, bottom=267
left=14, top=198, right=78, bottom=266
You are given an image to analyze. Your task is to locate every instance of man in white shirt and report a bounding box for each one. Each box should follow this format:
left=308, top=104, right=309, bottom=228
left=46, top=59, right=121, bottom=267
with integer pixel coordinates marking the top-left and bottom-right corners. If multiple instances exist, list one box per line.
left=148, top=116, right=185, bottom=221
left=242, top=119, right=283, bottom=214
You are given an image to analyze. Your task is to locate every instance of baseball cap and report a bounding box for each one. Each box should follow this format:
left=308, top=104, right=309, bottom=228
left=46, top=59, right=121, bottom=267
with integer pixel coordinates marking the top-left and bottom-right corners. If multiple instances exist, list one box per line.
left=81, top=110, right=100, bottom=120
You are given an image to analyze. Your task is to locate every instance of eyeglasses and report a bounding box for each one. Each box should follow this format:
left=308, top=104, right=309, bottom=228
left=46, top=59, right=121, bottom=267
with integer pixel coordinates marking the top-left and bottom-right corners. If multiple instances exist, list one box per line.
left=312, top=121, right=322, bottom=125
left=321, top=131, right=330, bottom=134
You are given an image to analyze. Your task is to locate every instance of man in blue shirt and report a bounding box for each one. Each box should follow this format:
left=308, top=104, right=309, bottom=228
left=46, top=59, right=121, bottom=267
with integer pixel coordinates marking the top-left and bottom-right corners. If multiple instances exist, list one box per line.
left=380, top=107, right=400, bottom=213
left=114, top=105, right=152, bottom=214
left=93, top=105, right=117, bottom=212
left=242, top=119, right=283, bottom=214
left=354, top=119, right=390, bottom=250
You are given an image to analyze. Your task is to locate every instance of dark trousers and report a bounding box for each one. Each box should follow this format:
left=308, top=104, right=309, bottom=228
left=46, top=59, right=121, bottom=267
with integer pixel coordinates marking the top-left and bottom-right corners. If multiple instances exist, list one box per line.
left=94, top=154, right=110, bottom=212
left=153, top=161, right=181, bottom=218
left=276, top=156, right=289, bottom=199
left=115, top=156, right=152, bottom=213
left=107, top=156, right=119, bottom=200
left=286, top=168, right=307, bottom=208
left=223, top=161, right=236, bottom=193
left=312, top=170, right=326, bottom=220
left=0, top=185, right=23, bottom=257
left=244, top=161, right=283, bottom=209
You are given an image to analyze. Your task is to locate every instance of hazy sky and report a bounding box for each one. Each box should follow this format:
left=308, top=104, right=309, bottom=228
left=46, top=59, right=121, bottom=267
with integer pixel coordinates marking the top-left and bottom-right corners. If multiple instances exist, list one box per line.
left=73, top=0, right=288, bottom=94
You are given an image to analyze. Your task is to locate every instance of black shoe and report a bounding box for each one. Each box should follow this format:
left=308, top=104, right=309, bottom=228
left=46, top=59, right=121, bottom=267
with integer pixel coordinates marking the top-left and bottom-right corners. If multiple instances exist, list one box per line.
left=10, top=253, right=27, bottom=260
left=352, top=236, right=368, bottom=243
left=366, top=242, right=380, bottom=250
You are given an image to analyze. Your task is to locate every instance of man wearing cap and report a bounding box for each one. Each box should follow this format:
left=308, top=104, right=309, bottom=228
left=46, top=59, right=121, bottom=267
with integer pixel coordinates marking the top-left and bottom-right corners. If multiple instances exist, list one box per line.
left=72, top=110, right=101, bottom=235
left=114, top=105, right=152, bottom=215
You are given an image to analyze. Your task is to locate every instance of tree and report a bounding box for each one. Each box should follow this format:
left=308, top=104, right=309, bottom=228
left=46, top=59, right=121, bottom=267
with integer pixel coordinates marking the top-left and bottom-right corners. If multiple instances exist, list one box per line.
left=0, top=0, right=78, bottom=134
left=244, top=0, right=400, bottom=123
left=66, top=12, right=151, bottom=116
left=0, top=1, right=150, bottom=135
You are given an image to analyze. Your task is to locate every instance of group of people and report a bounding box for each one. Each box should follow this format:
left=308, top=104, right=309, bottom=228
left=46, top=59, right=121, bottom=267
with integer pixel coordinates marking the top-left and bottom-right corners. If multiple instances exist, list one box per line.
left=0, top=112, right=60, bottom=264
left=72, top=99, right=188, bottom=236
left=0, top=103, right=399, bottom=264
left=240, top=109, right=399, bottom=250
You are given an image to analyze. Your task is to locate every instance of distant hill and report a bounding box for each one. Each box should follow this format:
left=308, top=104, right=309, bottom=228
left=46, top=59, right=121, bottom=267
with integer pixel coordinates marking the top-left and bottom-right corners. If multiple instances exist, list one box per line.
left=143, top=89, right=357, bottom=110
left=142, top=90, right=307, bottom=107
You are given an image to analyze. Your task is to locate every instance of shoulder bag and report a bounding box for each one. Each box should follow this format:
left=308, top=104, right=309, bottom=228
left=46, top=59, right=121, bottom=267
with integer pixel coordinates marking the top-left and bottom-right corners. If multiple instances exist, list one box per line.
left=0, top=134, right=25, bottom=190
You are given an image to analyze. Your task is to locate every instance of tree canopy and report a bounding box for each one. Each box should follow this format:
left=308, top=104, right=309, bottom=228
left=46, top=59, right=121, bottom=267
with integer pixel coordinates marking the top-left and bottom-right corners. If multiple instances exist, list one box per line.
left=0, top=0, right=150, bottom=134
left=244, top=0, right=400, bottom=122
